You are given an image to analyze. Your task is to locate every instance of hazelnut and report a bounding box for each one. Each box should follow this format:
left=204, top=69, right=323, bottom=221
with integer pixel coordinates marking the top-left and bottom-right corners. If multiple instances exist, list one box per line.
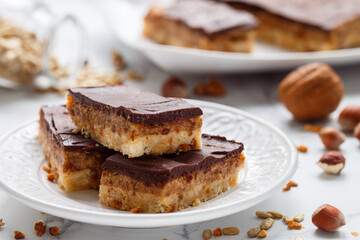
left=318, top=151, right=345, bottom=175
left=319, top=127, right=346, bottom=149
left=338, top=105, right=360, bottom=131
left=162, top=76, right=188, bottom=98
left=278, top=62, right=343, bottom=121
left=312, top=204, right=346, bottom=231
left=354, top=123, right=360, bottom=141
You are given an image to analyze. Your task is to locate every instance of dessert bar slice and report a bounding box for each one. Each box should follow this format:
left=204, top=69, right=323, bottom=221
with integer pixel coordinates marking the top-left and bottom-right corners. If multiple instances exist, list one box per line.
left=222, top=0, right=360, bottom=51
left=99, top=134, right=245, bottom=213
left=38, top=105, right=114, bottom=192
left=143, top=0, right=257, bottom=52
left=67, top=85, right=203, bottom=158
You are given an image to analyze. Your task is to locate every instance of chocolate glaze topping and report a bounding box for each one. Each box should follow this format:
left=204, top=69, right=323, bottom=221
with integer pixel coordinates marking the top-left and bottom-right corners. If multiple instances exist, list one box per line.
left=221, top=0, right=360, bottom=31
left=103, top=134, right=244, bottom=185
left=68, top=85, right=203, bottom=125
left=41, top=105, right=113, bottom=152
left=162, top=0, right=257, bottom=36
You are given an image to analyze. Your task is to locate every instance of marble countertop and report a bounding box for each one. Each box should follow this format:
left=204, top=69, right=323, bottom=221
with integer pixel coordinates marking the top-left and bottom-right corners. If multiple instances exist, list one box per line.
left=1, top=0, right=360, bottom=239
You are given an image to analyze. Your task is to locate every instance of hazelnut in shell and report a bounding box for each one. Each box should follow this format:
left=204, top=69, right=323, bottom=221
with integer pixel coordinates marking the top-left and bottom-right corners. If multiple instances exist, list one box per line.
left=318, top=151, right=345, bottom=175
left=338, top=105, right=360, bottom=131
left=354, top=122, right=360, bottom=141
left=278, top=62, right=343, bottom=121
left=319, top=127, right=345, bottom=149
left=312, top=204, right=346, bottom=231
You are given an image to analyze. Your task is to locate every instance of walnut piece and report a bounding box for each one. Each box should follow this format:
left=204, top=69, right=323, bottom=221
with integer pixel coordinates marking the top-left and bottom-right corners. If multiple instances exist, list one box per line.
left=34, top=220, right=46, bottom=237
left=213, top=227, right=222, bottom=237
left=49, top=226, right=60, bottom=236
left=13, top=230, right=25, bottom=239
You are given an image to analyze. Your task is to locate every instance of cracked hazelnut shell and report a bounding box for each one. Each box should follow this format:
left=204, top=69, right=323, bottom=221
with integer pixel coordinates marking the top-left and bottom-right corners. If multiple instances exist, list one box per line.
left=318, top=151, right=345, bottom=174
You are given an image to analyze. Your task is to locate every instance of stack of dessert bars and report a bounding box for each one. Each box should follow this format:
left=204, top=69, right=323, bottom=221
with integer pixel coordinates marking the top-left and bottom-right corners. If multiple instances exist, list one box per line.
left=38, top=85, right=245, bottom=213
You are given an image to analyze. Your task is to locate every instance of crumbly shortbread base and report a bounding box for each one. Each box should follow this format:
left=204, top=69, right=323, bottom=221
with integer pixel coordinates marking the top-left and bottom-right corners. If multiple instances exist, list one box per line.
left=38, top=115, right=108, bottom=192
left=99, top=154, right=244, bottom=213
left=143, top=7, right=255, bottom=53
left=230, top=4, right=360, bottom=51
left=67, top=98, right=202, bottom=158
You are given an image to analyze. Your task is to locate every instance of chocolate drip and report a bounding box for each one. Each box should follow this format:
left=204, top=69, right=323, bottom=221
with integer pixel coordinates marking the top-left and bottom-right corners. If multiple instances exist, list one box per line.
left=40, top=105, right=113, bottom=153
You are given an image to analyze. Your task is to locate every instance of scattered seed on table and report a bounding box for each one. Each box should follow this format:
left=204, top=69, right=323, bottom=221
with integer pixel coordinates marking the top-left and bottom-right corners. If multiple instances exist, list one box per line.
left=202, top=229, right=212, bottom=240
left=293, top=214, right=304, bottom=223
left=256, top=211, right=274, bottom=219
left=283, top=216, right=292, bottom=224
left=247, top=227, right=261, bottom=238
left=267, top=211, right=283, bottom=219
left=261, top=218, right=274, bottom=230
left=222, top=227, right=239, bottom=235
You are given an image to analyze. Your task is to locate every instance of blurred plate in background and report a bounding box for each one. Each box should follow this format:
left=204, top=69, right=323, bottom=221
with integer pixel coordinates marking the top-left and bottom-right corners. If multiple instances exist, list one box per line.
left=100, top=0, right=360, bottom=74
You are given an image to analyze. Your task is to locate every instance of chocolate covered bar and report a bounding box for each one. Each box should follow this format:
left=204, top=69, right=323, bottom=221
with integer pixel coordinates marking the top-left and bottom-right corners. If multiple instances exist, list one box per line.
left=143, top=0, right=257, bottom=52
left=38, top=105, right=114, bottom=192
left=99, top=134, right=245, bottom=213
left=221, top=0, right=360, bottom=51
left=67, top=85, right=203, bottom=158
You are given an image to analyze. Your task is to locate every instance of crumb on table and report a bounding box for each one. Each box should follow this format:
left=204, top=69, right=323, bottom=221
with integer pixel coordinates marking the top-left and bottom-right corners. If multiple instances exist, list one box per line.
left=13, top=230, right=25, bottom=239
left=283, top=180, right=298, bottom=191
left=49, top=226, right=60, bottom=236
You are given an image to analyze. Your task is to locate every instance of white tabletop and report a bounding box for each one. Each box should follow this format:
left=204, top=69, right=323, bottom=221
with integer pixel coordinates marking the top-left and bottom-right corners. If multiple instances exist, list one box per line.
left=1, top=0, right=360, bottom=239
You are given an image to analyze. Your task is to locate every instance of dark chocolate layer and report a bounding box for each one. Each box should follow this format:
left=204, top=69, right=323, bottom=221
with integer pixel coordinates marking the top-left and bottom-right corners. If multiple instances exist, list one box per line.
left=40, top=105, right=113, bottom=152
left=68, top=85, right=203, bottom=125
left=221, top=0, right=360, bottom=31
left=103, top=134, right=244, bottom=185
left=162, top=0, right=257, bottom=36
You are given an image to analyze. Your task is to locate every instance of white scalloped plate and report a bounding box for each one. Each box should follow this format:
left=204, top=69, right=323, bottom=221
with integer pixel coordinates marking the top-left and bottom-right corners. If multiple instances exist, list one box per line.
left=0, top=100, right=297, bottom=228
left=100, top=0, right=360, bottom=73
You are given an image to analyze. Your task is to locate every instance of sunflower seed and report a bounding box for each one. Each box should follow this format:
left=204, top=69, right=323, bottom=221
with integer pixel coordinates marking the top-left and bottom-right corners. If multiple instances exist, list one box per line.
left=247, top=227, right=261, bottom=238
left=260, top=218, right=274, bottom=230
